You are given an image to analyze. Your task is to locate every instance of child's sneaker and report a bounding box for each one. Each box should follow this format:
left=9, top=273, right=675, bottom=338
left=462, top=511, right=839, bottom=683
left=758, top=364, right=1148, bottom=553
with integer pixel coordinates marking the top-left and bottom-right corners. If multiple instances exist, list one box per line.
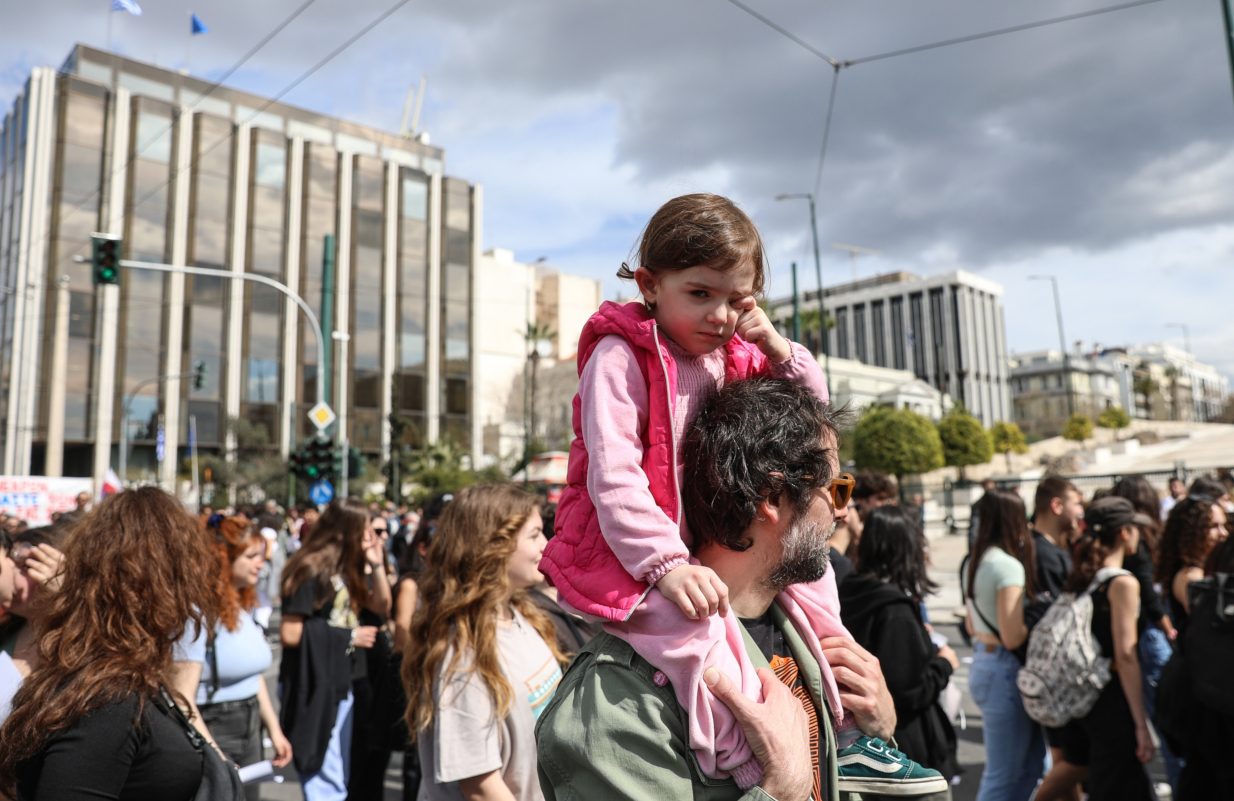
left=836, top=736, right=948, bottom=796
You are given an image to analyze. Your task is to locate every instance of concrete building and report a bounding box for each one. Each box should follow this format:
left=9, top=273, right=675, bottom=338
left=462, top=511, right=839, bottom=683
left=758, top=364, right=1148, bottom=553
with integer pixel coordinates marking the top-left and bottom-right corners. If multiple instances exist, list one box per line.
left=824, top=356, right=951, bottom=421
left=769, top=270, right=1010, bottom=426
left=476, top=248, right=601, bottom=465
left=1008, top=343, right=1229, bottom=437
left=1120, top=343, right=1228, bottom=423
left=1007, top=349, right=1131, bottom=438
left=0, top=45, right=482, bottom=487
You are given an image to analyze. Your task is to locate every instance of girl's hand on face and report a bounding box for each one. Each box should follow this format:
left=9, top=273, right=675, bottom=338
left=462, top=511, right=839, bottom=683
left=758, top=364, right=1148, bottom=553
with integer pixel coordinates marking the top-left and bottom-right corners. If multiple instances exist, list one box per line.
left=656, top=564, right=730, bottom=619
left=25, top=544, right=65, bottom=592
left=362, top=530, right=385, bottom=568
left=733, top=298, right=792, bottom=363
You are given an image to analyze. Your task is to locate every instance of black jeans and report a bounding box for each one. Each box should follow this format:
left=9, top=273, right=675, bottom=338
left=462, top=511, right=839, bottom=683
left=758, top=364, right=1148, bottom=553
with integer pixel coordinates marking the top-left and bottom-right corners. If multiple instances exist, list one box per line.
left=199, top=696, right=262, bottom=801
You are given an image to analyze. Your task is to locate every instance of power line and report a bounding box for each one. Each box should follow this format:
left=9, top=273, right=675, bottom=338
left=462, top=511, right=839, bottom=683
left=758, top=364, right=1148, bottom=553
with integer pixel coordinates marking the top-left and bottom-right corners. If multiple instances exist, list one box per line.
left=844, top=0, right=1165, bottom=66
left=720, top=0, right=837, bottom=65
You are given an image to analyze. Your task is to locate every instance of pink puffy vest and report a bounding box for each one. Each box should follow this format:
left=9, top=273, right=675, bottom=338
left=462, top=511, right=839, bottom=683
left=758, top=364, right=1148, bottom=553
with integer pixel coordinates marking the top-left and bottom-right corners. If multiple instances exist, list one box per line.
left=539, top=301, right=769, bottom=622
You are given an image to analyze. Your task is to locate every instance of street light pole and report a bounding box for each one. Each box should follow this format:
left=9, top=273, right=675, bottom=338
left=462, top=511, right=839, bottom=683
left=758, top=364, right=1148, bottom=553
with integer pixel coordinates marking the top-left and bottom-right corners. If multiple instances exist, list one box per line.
left=1028, top=275, right=1074, bottom=417
left=1165, top=322, right=1191, bottom=357
left=119, top=367, right=202, bottom=487
left=776, top=193, right=831, bottom=393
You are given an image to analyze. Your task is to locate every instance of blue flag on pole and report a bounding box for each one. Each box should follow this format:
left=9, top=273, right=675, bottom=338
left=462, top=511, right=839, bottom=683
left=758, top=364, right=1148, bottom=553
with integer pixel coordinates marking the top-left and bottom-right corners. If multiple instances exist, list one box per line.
left=112, top=0, right=143, bottom=16
left=191, top=13, right=208, bottom=34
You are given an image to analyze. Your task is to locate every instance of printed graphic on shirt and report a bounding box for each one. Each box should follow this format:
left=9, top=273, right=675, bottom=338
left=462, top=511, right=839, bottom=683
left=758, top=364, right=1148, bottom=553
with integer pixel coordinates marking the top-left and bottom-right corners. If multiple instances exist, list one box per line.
left=525, top=657, right=563, bottom=720
left=328, top=575, right=359, bottom=630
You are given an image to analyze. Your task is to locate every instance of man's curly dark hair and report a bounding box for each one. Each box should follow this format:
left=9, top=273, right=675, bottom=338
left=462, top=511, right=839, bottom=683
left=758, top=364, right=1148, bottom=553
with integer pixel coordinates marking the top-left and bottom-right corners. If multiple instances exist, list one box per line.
left=681, top=379, right=852, bottom=554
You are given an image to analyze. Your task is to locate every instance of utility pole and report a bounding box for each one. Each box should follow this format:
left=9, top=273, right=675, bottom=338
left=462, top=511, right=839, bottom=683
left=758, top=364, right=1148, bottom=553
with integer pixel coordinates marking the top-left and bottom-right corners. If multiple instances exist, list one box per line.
left=790, top=262, right=802, bottom=343
left=1029, top=275, right=1074, bottom=417
left=1220, top=0, right=1234, bottom=110
left=777, top=193, right=831, bottom=393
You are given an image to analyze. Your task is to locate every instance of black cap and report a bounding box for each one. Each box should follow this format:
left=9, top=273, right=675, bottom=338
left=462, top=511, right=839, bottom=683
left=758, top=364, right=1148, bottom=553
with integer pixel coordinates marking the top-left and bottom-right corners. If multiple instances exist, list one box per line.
left=1086, top=496, right=1154, bottom=536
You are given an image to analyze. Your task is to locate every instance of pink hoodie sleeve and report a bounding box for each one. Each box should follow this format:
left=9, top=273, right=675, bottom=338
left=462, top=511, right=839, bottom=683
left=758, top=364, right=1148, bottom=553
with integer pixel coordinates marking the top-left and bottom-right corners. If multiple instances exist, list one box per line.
left=767, top=341, right=829, bottom=403
left=579, top=336, right=691, bottom=585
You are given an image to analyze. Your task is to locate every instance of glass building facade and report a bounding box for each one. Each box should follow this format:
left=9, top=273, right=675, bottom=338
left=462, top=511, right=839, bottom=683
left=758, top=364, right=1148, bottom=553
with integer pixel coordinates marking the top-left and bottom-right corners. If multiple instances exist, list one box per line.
left=0, top=45, right=480, bottom=487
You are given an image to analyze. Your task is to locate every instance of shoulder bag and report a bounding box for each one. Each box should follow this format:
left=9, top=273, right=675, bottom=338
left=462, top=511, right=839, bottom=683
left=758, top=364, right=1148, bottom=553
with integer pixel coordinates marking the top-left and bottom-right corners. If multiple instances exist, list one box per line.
left=159, top=688, right=245, bottom=801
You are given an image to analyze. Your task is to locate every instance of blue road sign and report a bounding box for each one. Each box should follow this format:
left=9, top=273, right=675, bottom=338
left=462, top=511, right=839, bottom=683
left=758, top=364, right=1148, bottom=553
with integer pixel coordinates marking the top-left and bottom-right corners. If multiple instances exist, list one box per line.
left=309, top=479, right=334, bottom=505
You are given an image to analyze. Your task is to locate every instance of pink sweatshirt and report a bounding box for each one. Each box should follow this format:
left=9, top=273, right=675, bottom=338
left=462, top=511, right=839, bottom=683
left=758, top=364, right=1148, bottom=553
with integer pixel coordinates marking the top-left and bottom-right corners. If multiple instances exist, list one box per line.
left=577, top=333, right=853, bottom=788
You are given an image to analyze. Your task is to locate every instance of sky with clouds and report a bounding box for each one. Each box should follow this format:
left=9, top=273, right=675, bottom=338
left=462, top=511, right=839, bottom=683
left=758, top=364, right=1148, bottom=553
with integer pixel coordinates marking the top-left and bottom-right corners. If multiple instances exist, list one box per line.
left=4, top=0, right=1234, bottom=380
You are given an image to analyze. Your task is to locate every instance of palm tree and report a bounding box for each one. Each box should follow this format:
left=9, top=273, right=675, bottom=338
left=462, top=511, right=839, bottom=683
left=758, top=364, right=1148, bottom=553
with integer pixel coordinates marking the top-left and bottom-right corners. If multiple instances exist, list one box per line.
left=525, top=321, right=556, bottom=454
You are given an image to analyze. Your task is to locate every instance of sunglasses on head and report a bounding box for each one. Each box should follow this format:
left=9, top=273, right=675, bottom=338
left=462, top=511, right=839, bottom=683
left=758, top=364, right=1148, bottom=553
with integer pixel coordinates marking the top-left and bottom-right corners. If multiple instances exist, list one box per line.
left=768, top=472, right=856, bottom=509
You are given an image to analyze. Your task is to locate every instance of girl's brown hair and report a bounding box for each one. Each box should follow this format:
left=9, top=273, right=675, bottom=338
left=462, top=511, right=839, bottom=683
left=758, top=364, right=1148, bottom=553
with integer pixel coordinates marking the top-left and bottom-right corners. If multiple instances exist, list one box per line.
left=1156, top=497, right=1218, bottom=585
left=617, top=193, right=766, bottom=295
left=281, top=497, right=369, bottom=613
left=403, top=484, right=565, bottom=736
left=0, top=488, right=219, bottom=792
left=1065, top=522, right=1129, bottom=594
left=967, top=489, right=1037, bottom=598
left=206, top=515, right=265, bottom=631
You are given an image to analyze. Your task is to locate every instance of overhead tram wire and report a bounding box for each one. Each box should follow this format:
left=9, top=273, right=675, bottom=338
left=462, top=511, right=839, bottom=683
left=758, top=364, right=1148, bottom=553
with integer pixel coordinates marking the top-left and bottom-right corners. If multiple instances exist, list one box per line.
left=124, top=0, right=416, bottom=214
left=61, top=0, right=418, bottom=266
left=722, top=0, right=1167, bottom=200
left=51, top=0, right=323, bottom=246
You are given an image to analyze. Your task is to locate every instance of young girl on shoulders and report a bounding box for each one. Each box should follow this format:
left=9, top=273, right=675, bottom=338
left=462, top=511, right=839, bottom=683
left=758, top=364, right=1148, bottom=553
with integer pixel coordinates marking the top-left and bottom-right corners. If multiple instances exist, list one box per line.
left=540, top=194, right=921, bottom=788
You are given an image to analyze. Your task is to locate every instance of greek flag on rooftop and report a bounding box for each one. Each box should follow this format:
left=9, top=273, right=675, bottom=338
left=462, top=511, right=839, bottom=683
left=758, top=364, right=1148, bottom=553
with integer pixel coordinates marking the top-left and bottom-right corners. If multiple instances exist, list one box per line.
left=112, top=0, right=142, bottom=15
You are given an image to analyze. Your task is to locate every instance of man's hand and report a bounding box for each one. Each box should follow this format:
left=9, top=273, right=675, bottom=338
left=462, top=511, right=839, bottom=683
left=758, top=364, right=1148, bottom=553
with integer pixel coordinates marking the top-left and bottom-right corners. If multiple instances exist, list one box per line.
left=352, top=625, right=379, bottom=649
left=656, top=564, right=730, bottom=619
left=706, top=667, right=812, bottom=801
left=820, top=636, right=897, bottom=740
left=734, top=298, right=792, bottom=363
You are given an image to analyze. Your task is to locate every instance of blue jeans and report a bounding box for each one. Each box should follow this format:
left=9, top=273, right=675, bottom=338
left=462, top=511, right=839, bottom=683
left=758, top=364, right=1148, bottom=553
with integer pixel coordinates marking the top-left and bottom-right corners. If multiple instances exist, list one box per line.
left=298, top=689, right=354, bottom=801
left=1139, top=626, right=1183, bottom=790
left=968, top=646, right=1045, bottom=801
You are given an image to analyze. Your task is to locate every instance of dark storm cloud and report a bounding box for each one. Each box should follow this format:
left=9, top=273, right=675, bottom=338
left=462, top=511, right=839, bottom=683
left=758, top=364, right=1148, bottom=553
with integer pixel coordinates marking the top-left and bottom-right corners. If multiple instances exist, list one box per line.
left=4, top=0, right=1233, bottom=266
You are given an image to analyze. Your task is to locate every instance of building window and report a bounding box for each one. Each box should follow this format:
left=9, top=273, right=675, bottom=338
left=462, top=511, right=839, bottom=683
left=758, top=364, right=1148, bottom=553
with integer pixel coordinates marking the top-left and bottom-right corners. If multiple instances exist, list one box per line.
left=871, top=300, right=886, bottom=367
left=890, top=296, right=906, bottom=371
left=909, top=293, right=926, bottom=380
left=835, top=306, right=849, bottom=360
left=853, top=304, right=867, bottom=364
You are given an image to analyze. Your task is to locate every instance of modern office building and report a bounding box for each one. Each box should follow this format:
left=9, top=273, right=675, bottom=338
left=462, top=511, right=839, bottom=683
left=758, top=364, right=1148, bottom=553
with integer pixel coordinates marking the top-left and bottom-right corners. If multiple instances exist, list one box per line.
left=0, top=45, right=482, bottom=489
left=769, top=270, right=1011, bottom=427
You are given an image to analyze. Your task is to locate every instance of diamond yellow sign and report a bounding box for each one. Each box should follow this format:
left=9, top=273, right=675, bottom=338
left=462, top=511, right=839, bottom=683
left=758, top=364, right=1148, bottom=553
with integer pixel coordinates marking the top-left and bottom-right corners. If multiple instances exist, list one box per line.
left=308, top=402, right=336, bottom=431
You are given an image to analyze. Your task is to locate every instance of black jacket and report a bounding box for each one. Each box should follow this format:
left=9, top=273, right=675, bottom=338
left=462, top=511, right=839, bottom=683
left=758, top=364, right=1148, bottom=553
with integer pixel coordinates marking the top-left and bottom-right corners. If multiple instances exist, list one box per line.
left=530, top=587, right=601, bottom=654
left=839, top=574, right=960, bottom=779
left=279, top=618, right=354, bottom=775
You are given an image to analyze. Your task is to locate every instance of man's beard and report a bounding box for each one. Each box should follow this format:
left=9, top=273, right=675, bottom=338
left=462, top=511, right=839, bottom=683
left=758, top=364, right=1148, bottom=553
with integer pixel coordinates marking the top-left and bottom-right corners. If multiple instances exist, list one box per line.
left=764, top=507, right=835, bottom=592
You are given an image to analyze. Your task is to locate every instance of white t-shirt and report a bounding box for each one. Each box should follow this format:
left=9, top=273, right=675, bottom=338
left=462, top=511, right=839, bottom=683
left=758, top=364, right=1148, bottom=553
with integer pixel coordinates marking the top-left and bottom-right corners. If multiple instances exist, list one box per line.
left=418, top=608, right=561, bottom=801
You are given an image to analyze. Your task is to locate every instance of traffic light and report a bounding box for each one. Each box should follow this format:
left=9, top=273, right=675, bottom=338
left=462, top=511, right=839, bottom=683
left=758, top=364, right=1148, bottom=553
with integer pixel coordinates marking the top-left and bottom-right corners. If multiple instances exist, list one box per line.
left=348, top=446, right=363, bottom=479
left=192, top=360, right=207, bottom=390
left=308, top=436, right=334, bottom=481
left=91, top=234, right=121, bottom=285
left=332, top=444, right=345, bottom=479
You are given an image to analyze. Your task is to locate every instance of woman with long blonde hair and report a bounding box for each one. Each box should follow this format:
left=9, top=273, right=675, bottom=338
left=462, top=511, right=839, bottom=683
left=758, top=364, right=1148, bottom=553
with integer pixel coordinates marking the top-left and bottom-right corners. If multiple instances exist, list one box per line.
left=403, top=484, right=566, bottom=801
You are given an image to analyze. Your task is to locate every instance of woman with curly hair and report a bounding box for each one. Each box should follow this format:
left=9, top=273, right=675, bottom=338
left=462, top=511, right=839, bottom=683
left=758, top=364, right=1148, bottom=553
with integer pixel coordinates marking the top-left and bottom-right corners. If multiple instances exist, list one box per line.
left=196, top=515, right=293, bottom=792
left=0, top=487, right=224, bottom=800
left=403, top=484, right=567, bottom=801
left=1156, top=494, right=1229, bottom=638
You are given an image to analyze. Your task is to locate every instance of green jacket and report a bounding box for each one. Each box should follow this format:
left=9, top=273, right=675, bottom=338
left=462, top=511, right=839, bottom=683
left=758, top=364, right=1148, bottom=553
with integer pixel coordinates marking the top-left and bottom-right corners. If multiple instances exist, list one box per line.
left=535, top=602, right=844, bottom=801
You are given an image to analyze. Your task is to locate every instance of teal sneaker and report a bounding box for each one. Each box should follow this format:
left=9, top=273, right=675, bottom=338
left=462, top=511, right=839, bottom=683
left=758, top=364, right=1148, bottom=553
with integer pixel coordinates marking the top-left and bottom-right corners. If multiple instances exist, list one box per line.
left=836, top=736, right=948, bottom=796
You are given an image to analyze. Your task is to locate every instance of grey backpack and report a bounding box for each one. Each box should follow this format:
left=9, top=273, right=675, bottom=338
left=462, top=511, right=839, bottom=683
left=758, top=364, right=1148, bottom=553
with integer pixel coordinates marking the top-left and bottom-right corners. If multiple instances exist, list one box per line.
left=1015, top=567, right=1131, bottom=727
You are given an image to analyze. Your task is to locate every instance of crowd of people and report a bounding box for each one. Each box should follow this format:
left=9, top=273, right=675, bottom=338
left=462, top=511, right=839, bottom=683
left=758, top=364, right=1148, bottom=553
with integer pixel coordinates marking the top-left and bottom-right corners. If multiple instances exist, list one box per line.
left=0, top=193, right=1229, bottom=801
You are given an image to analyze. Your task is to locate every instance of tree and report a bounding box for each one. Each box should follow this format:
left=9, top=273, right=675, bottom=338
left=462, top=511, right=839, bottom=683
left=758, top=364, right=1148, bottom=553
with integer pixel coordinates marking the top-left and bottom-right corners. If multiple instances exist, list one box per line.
left=989, top=421, right=1029, bottom=473
left=1133, top=367, right=1158, bottom=419
left=851, top=406, right=944, bottom=490
left=798, top=308, right=835, bottom=356
left=197, top=417, right=291, bottom=506
left=936, top=406, right=992, bottom=480
left=525, top=321, right=556, bottom=454
left=1062, top=414, right=1094, bottom=443
left=1097, top=406, right=1131, bottom=435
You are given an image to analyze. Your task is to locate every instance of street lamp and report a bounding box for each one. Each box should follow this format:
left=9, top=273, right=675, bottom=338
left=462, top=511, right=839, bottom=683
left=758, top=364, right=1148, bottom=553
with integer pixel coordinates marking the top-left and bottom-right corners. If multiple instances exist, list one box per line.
left=1165, top=323, right=1191, bottom=357
left=1028, top=275, right=1074, bottom=417
left=776, top=193, right=831, bottom=392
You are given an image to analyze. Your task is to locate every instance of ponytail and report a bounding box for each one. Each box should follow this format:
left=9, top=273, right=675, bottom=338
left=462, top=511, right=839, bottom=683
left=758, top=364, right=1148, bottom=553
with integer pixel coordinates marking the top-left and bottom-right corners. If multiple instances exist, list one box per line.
left=1063, top=534, right=1117, bottom=594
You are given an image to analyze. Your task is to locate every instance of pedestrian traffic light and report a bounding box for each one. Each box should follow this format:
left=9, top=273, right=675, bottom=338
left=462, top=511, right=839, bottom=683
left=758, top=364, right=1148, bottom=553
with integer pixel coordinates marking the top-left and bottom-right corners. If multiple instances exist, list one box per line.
left=332, top=444, right=345, bottom=479
left=91, top=234, right=121, bottom=285
left=192, top=360, right=207, bottom=390
left=307, top=436, right=334, bottom=481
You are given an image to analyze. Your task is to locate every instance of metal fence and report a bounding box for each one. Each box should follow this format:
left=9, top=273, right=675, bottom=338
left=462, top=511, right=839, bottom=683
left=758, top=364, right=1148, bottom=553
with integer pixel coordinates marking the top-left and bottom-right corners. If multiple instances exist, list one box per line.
left=916, top=463, right=1224, bottom=539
